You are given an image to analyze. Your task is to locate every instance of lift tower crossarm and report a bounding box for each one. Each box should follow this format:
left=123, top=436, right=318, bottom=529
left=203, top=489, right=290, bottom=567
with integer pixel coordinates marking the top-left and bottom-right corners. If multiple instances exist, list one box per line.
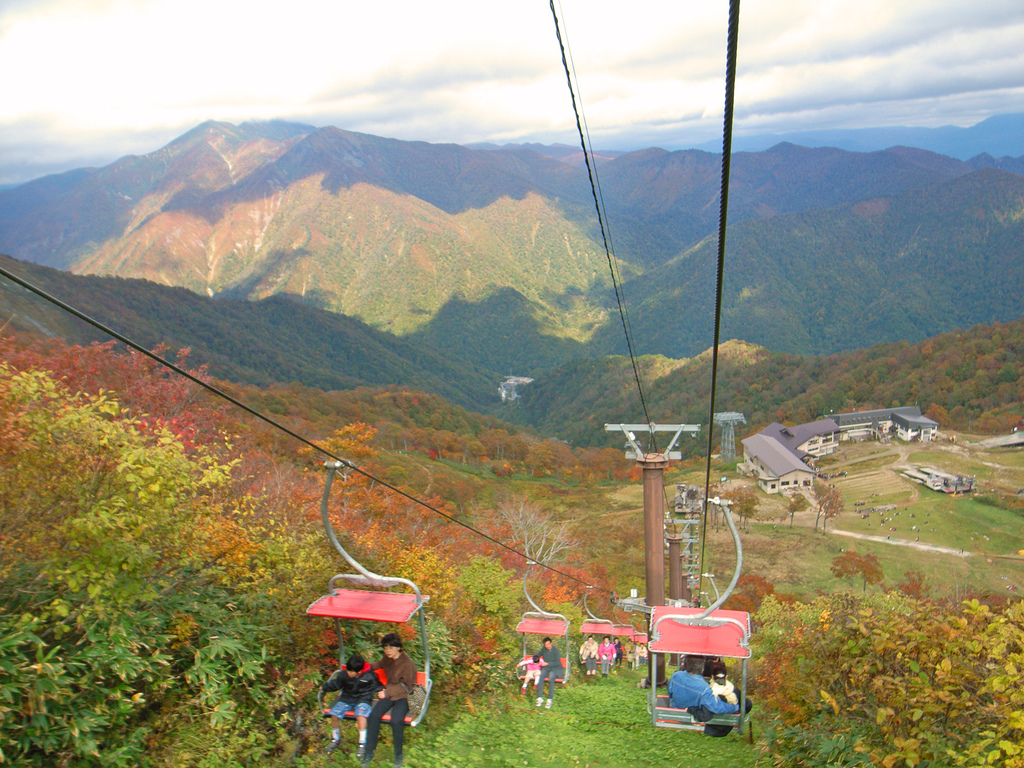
left=604, top=423, right=700, bottom=460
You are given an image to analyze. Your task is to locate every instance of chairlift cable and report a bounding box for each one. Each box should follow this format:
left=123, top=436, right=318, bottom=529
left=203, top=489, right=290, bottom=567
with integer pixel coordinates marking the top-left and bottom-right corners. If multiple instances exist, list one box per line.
left=548, top=0, right=658, bottom=450
left=0, top=264, right=610, bottom=595
left=553, top=1, right=643, bottom=439
left=698, top=0, right=742, bottom=600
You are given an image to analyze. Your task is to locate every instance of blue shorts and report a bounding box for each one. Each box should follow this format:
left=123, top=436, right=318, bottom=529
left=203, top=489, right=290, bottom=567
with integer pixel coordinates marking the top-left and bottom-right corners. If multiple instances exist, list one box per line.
left=329, top=699, right=373, bottom=719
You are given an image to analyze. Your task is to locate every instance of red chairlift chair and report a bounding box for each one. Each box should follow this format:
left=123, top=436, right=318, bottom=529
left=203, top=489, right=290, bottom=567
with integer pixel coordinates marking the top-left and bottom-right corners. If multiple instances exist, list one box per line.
left=307, top=461, right=432, bottom=727
left=515, top=564, right=571, bottom=683
left=645, top=497, right=753, bottom=737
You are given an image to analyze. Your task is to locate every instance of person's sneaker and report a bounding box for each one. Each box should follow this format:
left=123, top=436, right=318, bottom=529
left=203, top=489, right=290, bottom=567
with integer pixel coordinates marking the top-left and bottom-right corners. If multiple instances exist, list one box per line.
left=325, top=740, right=342, bottom=753
left=360, top=750, right=374, bottom=768
left=546, top=699, right=553, bottom=709
left=535, top=696, right=543, bottom=707
left=357, top=745, right=366, bottom=761
left=393, top=758, right=403, bottom=768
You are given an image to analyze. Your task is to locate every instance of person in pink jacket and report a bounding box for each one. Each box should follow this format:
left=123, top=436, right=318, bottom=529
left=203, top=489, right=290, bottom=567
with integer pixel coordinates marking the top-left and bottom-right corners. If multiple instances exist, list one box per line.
left=598, top=636, right=616, bottom=678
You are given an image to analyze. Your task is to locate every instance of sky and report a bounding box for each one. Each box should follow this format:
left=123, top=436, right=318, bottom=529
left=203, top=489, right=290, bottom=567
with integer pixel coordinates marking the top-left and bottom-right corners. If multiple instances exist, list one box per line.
left=1, top=0, right=1022, bottom=185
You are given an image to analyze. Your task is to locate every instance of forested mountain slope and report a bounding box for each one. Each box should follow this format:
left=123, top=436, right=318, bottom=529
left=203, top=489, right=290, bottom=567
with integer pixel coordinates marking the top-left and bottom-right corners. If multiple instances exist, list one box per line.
left=2, top=121, right=1017, bottom=362
left=510, top=317, right=1024, bottom=448
left=604, top=167, right=1024, bottom=358
left=0, top=254, right=499, bottom=412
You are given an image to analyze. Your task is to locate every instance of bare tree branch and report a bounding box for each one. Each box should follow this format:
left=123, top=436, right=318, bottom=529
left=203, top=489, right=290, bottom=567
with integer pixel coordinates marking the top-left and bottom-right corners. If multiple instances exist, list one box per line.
left=495, top=496, right=577, bottom=566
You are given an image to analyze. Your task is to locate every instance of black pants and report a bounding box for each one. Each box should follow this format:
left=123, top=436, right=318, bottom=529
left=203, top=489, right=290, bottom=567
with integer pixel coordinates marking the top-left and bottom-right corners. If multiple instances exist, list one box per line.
left=699, top=699, right=753, bottom=738
left=364, top=697, right=409, bottom=758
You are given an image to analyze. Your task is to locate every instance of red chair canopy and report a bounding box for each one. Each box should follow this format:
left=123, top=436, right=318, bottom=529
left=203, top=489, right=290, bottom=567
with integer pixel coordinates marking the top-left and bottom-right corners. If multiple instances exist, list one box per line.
left=307, top=589, right=425, bottom=623
left=649, top=606, right=751, bottom=659
left=516, top=617, right=570, bottom=636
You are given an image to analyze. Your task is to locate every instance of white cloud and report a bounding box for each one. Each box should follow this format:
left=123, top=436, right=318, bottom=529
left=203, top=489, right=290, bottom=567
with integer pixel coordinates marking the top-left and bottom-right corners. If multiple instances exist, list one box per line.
left=0, top=0, right=1022, bottom=184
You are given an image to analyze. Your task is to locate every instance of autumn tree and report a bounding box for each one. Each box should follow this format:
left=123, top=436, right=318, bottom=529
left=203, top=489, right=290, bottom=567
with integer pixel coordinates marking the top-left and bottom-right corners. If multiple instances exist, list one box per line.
left=786, top=493, right=808, bottom=527
left=829, top=550, right=884, bottom=592
left=814, top=480, right=843, bottom=532
left=725, top=573, right=780, bottom=614
left=721, top=486, right=759, bottom=530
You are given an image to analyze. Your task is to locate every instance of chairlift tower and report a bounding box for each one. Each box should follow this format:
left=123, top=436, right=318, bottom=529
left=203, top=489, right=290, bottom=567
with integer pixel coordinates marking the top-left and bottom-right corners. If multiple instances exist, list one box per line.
left=607, top=422, right=700, bottom=684
left=713, top=412, right=746, bottom=462
left=604, top=423, right=700, bottom=612
left=672, top=483, right=702, bottom=602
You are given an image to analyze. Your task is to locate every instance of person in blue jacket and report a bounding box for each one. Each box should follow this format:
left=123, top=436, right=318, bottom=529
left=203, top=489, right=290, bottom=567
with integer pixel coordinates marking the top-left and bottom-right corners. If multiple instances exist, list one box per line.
left=668, top=655, right=752, bottom=737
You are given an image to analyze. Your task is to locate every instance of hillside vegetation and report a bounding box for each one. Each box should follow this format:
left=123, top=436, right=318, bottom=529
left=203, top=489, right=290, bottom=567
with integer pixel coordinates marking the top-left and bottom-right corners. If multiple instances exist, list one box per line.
left=1, top=337, right=1021, bottom=767
left=616, top=167, right=1024, bottom=357
left=513, top=319, right=1024, bottom=448
left=0, top=254, right=499, bottom=412
left=3, top=253, right=1023, bottom=448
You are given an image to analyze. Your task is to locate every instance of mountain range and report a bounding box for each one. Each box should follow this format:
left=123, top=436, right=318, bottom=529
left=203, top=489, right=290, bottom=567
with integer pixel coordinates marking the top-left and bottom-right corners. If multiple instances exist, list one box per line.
left=0, top=119, right=1022, bottom=375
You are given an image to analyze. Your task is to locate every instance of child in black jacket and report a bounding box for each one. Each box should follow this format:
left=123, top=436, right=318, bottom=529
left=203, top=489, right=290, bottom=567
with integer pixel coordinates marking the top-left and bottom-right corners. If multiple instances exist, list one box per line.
left=321, top=653, right=384, bottom=755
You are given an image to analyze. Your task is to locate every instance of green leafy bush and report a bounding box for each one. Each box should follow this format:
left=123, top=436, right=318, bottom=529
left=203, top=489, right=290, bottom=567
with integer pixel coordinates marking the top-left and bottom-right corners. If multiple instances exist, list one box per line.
left=755, top=594, right=1024, bottom=767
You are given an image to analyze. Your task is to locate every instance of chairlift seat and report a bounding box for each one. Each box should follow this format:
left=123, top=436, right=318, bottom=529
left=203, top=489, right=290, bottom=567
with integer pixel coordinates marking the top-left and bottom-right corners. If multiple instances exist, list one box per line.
left=307, top=589, right=426, bottom=623
left=580, top=619, right=613, bottom=635
left=652, top=693, right=743, bottom=732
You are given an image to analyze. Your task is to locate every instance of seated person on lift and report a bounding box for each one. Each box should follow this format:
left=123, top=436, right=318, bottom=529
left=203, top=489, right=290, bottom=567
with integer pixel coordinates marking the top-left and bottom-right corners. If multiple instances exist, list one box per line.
left=668, top=655, right=752, bottom=736
left=320, top=653, right=384, bottom=754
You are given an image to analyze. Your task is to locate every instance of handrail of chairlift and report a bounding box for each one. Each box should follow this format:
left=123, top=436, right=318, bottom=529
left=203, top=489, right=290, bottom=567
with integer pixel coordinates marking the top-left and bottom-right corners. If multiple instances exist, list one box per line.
left=582, top=585, right=614, bottom=628
left=655, top=497, right=745, bottom=639
left=522, top=563, right=568, bottom=622
left=321, top=461, right=423, bottom=600
left=519, top=564, right=571, bottom=682
left=694, top=497, right=742, bottom=618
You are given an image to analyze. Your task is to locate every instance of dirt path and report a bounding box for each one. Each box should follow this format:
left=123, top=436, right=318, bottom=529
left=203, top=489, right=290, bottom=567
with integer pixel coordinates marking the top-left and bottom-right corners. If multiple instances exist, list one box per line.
left=828, top=528, right=972, bottom=557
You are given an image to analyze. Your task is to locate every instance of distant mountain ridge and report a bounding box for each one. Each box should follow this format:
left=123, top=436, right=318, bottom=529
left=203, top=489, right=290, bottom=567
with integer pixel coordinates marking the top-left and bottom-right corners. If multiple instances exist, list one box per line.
left=0, top=120, right=1022, bottom=370
left=697, top=113, right=1024, bottom=160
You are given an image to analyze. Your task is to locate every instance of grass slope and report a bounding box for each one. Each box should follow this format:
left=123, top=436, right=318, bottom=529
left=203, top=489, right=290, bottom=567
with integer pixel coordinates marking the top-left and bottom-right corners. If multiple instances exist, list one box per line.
left=304, top=669, right=758, bottom=768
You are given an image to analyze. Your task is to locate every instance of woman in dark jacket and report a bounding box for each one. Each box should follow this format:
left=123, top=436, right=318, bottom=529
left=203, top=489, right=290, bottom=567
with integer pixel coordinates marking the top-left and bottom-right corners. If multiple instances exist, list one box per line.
left=361, top=633, right=418, bottom=768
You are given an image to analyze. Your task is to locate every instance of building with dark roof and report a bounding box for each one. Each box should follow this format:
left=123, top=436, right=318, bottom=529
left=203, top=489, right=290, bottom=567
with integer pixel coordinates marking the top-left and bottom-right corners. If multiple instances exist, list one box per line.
left=760, top=418, right=841, bottom=458
left=830, top=406, right=938, bottom=442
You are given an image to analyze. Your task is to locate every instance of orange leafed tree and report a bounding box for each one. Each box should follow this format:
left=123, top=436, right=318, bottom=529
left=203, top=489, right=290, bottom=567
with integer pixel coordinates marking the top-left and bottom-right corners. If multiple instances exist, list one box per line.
left=830, top=550, right=884, bottom=592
